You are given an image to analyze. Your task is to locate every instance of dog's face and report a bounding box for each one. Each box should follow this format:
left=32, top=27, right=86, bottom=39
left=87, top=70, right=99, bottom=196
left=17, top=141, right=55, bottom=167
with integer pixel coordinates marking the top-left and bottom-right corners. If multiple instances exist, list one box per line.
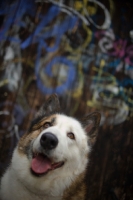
left=11, top=95, right=101, bottom=196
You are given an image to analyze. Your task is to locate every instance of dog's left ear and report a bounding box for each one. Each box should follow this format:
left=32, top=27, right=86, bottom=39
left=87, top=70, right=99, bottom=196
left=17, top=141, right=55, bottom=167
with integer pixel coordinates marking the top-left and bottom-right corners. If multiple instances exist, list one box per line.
left=82, top=112, right=101, bottom=145
left=36, top=94, right=61, bottom=118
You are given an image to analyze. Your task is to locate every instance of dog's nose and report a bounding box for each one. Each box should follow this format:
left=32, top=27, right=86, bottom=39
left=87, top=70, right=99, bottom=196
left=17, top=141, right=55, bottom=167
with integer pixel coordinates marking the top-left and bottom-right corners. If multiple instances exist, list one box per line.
left=40, top=132, right=58, bottom=150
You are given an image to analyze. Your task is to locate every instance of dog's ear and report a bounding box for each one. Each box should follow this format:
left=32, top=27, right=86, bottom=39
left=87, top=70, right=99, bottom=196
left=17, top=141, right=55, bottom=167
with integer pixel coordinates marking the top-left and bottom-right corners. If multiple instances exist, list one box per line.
left=36, top=94, right=60, bottom=118
left=82, top=112, right=101, bottom=145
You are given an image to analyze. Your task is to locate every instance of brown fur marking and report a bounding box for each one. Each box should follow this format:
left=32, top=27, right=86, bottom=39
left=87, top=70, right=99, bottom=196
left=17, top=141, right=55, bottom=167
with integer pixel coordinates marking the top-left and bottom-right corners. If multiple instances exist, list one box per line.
left=63, top=172, right=87, bottom=200
left=18, top=114, right=57, bottom=155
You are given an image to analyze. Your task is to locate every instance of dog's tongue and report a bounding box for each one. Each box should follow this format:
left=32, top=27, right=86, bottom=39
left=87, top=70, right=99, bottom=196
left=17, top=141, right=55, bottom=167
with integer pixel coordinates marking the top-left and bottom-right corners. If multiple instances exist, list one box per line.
left=31, top=154, right=52, bottom=174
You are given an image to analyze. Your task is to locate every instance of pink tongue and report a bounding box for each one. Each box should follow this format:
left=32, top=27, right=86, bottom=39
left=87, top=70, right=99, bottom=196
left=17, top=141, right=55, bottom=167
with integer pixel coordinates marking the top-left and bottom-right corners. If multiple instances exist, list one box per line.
left=31, top=154, right=52, bottom=174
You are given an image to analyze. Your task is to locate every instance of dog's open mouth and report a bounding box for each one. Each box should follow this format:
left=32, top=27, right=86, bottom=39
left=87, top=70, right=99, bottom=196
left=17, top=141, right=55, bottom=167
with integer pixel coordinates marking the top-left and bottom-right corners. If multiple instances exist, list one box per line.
left=31, top=153, right=64, bottom=176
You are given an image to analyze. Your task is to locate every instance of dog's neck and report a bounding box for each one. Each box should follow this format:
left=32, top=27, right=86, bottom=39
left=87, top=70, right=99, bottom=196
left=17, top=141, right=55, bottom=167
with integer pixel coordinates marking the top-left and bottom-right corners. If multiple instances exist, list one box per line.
left=18, top=176, right=63, bottom=200
left=0, top=167, right=63, bottom=200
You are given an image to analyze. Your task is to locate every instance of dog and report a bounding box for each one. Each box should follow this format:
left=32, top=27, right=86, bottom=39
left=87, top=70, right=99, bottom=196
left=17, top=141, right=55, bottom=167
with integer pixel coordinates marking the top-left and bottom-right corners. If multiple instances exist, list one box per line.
left=0, top=94, right=101, bottom=200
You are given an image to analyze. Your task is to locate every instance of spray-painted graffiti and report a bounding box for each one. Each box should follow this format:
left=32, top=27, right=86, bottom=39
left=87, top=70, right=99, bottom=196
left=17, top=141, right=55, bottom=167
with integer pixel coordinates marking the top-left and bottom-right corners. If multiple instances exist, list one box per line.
left=0, top=0, right=111, bottom=94
left=96, top=28, right=133, bottom=66
left=40, top=0, right=111, bottom=29
left=0, top=0, right=133, bottom=134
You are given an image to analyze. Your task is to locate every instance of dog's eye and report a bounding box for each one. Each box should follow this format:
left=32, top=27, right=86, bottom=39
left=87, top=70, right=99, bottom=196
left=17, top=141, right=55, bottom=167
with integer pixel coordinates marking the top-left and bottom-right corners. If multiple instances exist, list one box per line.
left=43, top=122, right=51, bottom=129
left=67, top=132, right=75, bottom=140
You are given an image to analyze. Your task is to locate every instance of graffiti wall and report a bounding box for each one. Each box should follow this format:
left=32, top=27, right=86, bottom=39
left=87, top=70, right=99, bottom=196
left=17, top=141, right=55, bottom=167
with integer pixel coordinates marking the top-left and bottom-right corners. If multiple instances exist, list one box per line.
left=0, top=0, right=133, bottom=199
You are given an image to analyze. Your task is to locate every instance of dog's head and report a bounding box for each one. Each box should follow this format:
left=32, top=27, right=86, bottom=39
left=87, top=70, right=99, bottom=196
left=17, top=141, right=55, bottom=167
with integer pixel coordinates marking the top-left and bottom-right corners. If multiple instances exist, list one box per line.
left=12, top=94, right=101, bottom=196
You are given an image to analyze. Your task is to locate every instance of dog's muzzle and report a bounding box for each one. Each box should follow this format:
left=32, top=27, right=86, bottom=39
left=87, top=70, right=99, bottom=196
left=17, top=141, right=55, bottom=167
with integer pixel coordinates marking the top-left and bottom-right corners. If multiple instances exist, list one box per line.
left=40, top=132, right=58, bottom=150
left=30, top=132, right=64, bottom=176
